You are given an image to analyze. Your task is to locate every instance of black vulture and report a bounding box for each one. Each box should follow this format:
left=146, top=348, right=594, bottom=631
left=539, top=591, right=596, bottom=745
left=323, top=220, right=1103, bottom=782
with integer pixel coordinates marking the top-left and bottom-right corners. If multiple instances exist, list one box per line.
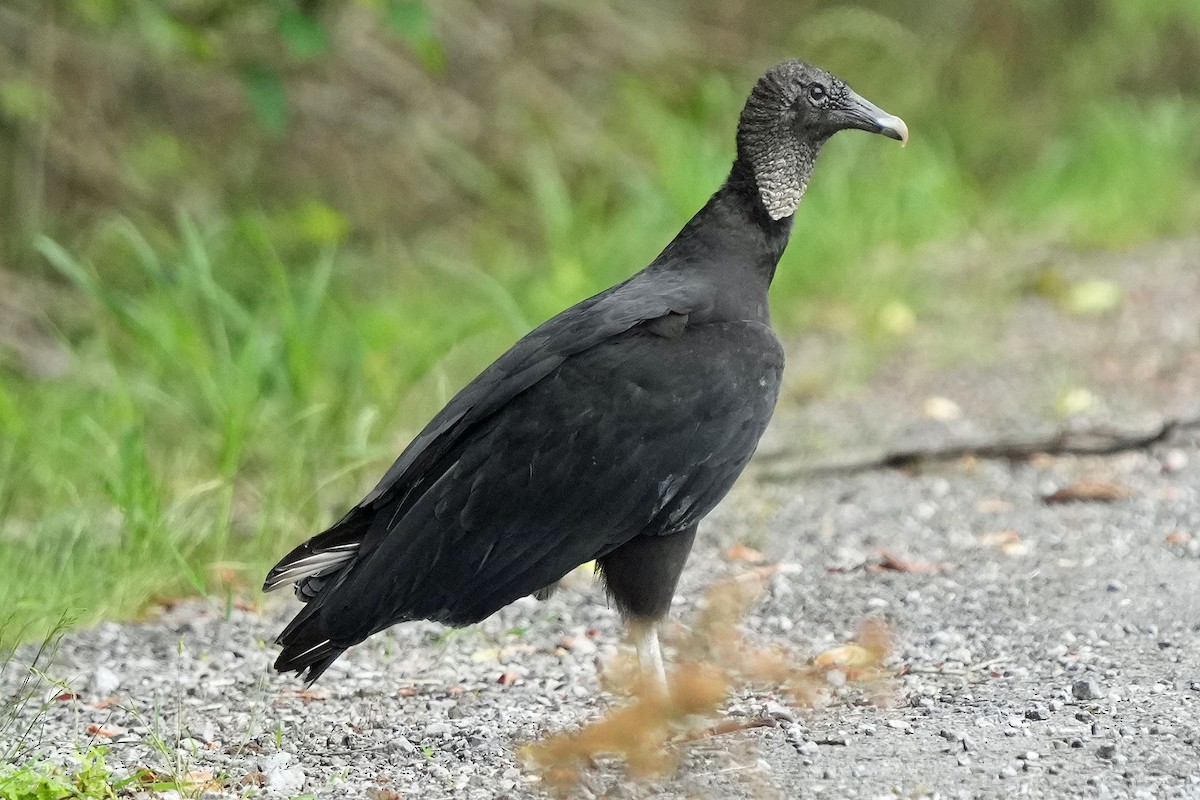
left=264, top=60, right=907, bottom=692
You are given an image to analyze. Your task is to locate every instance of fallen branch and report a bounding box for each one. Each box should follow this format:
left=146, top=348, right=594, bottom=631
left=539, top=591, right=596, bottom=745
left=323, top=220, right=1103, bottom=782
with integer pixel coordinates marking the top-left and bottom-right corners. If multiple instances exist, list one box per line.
left=755, top=415, right=1200, bottom=481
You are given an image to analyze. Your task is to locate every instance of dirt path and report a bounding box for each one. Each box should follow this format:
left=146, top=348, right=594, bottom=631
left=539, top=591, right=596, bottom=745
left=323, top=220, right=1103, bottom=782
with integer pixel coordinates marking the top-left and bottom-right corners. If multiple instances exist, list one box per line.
left=4, top=239, right=1199, bottom=799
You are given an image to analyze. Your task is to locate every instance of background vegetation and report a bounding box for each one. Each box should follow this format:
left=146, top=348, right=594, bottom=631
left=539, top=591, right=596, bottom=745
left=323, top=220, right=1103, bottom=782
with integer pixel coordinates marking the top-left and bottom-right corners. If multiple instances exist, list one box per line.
left=1, top=0, right=1199, bottom=646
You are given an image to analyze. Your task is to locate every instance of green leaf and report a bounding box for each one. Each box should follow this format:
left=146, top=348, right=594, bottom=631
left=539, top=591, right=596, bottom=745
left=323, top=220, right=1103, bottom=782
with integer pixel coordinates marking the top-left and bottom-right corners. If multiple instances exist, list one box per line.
left=385, top=0, right=432, bottom=42
left=241, top=66, right=288, bottom=134
left=0, top=79, right=52, bottom=122
left=411, top=36, right=446, bottom=74
left=1062, top=279, right=1122, bottom=316
left=295, top=200, right=349, bottom=244
left=278, top=10, right=329, bottom=59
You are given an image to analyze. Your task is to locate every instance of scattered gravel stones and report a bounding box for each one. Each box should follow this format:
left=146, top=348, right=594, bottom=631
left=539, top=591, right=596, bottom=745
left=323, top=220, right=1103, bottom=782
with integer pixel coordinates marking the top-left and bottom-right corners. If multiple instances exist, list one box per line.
left=259, top=753, right=305, bottom=795
left=764, top=700, right=796, bottom=724
left=1025, top=704, right=1050, bottom=721
left=795, top=739, right=819, bottom=757
left=5, top=241, right=1200, bottom=797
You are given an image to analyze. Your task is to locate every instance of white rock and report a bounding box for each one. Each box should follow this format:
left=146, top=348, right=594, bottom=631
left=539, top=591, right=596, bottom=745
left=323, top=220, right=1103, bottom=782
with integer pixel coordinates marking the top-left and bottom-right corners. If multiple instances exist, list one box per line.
left=765, top=701, right=796, bottom=723
left=91, top=665, right=121, bottom=697
left=265, top=765, right=305, bottom=795
left=258, top=752, right=293, bottom=773
left=424, top=722, right=452, bottom=738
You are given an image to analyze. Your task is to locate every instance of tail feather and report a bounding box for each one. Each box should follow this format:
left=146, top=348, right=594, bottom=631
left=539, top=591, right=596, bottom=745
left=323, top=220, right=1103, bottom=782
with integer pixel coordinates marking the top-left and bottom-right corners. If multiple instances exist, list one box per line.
left=273, top=606, right=347, bottom=684
left=267, top=512, right=378, bottom=683
left=263, top=544, right=358, bottom=592
left=264, top=512, right=370, bottom=598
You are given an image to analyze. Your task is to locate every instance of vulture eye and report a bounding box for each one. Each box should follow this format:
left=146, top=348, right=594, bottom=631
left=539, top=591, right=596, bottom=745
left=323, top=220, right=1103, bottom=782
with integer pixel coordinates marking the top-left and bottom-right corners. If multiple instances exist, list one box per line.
left=808, top=84, right=827, bottom=104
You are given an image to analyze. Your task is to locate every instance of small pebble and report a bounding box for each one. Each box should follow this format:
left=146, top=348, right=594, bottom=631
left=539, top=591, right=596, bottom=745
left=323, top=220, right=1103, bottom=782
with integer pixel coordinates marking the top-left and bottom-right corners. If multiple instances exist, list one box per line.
left=1073, top=679, right=1103, bottom=700
left=90, top=666, right=121, bottom=698
left=765, top=701, right=796, bottom=724
left=1161, top=449, right=1188, bottom=472
left=424, top=722, right=452, bottom=738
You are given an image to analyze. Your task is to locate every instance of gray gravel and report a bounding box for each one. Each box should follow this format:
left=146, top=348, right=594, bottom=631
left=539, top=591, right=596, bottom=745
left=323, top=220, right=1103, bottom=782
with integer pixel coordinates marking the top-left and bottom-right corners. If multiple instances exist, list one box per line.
left=4, top=239, right=1200, bottom=799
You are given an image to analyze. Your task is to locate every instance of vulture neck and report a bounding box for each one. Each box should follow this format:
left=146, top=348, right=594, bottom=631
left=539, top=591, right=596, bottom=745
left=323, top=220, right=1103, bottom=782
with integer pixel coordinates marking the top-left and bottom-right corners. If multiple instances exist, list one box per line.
left=652, top=155, right=797, bottom=309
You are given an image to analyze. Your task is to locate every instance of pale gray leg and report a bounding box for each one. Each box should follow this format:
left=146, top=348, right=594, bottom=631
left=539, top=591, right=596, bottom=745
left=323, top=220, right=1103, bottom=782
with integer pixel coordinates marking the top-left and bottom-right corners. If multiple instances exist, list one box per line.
left=631, top=619, right=668, bottom=695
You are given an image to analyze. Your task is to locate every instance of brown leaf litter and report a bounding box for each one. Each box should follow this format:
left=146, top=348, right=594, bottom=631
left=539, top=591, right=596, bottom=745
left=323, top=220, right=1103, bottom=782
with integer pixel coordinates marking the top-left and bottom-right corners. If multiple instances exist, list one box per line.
left=1042, top=477, right=1132, bottom=503
left=524, top=575, right=892, bottom=793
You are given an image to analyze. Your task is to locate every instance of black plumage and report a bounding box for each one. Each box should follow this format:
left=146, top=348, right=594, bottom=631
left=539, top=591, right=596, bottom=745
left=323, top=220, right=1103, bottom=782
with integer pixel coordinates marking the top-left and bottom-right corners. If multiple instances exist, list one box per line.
left=264, top=60, right=907, bottom=687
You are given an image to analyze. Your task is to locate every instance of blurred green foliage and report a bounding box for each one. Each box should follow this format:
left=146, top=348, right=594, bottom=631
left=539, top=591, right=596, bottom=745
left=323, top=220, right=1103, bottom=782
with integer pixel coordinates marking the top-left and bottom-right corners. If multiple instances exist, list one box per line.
left=0, top=0, right=1198, bottom=642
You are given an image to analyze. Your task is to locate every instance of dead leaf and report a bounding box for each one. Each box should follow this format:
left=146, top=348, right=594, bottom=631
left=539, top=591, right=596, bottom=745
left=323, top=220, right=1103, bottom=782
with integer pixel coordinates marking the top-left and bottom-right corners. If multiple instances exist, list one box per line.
left=1166, top=531, right=1192, bottom=545
left=1042, top=478, right=1131, bottom=504
left=367, top=788, right=404, bottom=800
left=497, top=671, right=520, bottom=685
left=974, top=498, right=1012, bottom=514
left=724, top=542, right=766, bottom=563
left=978, top=530, right=1020, bottom=546
left=977, top=530, right=1029, bottom=557
left=868, top=551, right=947, bottom=574
left=54, top=691, right=79, bottom=702
left=814, top=644, right=876, bottom=669
left=281, top=687, right=327, bottom=703
left=674, top=717, right=778, bottom=743
left=239, top=772, right=266, bottom=788
left=397, top=687, right=419, bottom=697
left=85, top=723, right=127, bottom=738
left=150, top=594, right=185, bottom=611
left=87, top=697, right=119, bottom=709
left=182, top=770, right=223, bottom=791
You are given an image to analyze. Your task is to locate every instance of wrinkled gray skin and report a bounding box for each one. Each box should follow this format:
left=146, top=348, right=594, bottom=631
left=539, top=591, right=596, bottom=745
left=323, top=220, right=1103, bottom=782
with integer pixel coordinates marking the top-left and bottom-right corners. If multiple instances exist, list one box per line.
left=738, top=60, right=907, bottom=219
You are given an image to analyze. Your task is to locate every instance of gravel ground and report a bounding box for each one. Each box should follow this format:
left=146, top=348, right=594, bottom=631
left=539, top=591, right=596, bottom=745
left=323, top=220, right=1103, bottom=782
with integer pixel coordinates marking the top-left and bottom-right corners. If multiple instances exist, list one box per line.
left=4, top=239, right=1200, bottom=799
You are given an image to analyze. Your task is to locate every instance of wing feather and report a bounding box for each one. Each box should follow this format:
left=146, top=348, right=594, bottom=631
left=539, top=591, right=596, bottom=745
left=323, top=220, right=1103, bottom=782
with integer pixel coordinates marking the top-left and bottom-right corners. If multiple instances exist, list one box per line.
left=309, top=320, right=782, bottom=641
left=265, top=272, right=703, bottom=593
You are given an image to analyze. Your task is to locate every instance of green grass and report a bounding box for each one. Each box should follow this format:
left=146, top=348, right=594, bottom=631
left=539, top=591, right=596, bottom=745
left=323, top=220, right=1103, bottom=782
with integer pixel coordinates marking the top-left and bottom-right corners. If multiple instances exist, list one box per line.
left=0, top=748, right=126, bottom=800
left=1, top=622, right=128, bottom=798
left=1, top=77, right=1199, bottom=648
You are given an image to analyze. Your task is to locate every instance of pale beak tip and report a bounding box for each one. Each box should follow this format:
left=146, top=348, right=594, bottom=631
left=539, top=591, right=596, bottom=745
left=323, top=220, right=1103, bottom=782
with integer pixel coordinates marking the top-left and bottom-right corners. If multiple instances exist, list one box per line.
left=880, top=114, right=909, bottom=147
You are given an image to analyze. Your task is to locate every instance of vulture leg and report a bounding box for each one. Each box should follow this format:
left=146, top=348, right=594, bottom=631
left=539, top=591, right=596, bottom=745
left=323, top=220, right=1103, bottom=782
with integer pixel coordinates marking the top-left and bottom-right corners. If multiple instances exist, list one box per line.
left=598, top=525, right=698, bottom=694
left=631, top=619, right=668, bottom=695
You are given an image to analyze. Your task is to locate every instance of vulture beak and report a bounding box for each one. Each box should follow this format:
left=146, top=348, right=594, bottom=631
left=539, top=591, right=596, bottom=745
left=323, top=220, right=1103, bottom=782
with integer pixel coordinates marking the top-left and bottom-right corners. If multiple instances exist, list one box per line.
left=841, top=89, right=909, bottom=146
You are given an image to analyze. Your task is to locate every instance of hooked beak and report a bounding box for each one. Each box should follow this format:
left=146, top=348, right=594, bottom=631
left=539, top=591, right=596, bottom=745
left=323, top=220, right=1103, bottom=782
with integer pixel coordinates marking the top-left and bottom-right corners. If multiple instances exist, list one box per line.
left=840, top=89, right=909, bottom=146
